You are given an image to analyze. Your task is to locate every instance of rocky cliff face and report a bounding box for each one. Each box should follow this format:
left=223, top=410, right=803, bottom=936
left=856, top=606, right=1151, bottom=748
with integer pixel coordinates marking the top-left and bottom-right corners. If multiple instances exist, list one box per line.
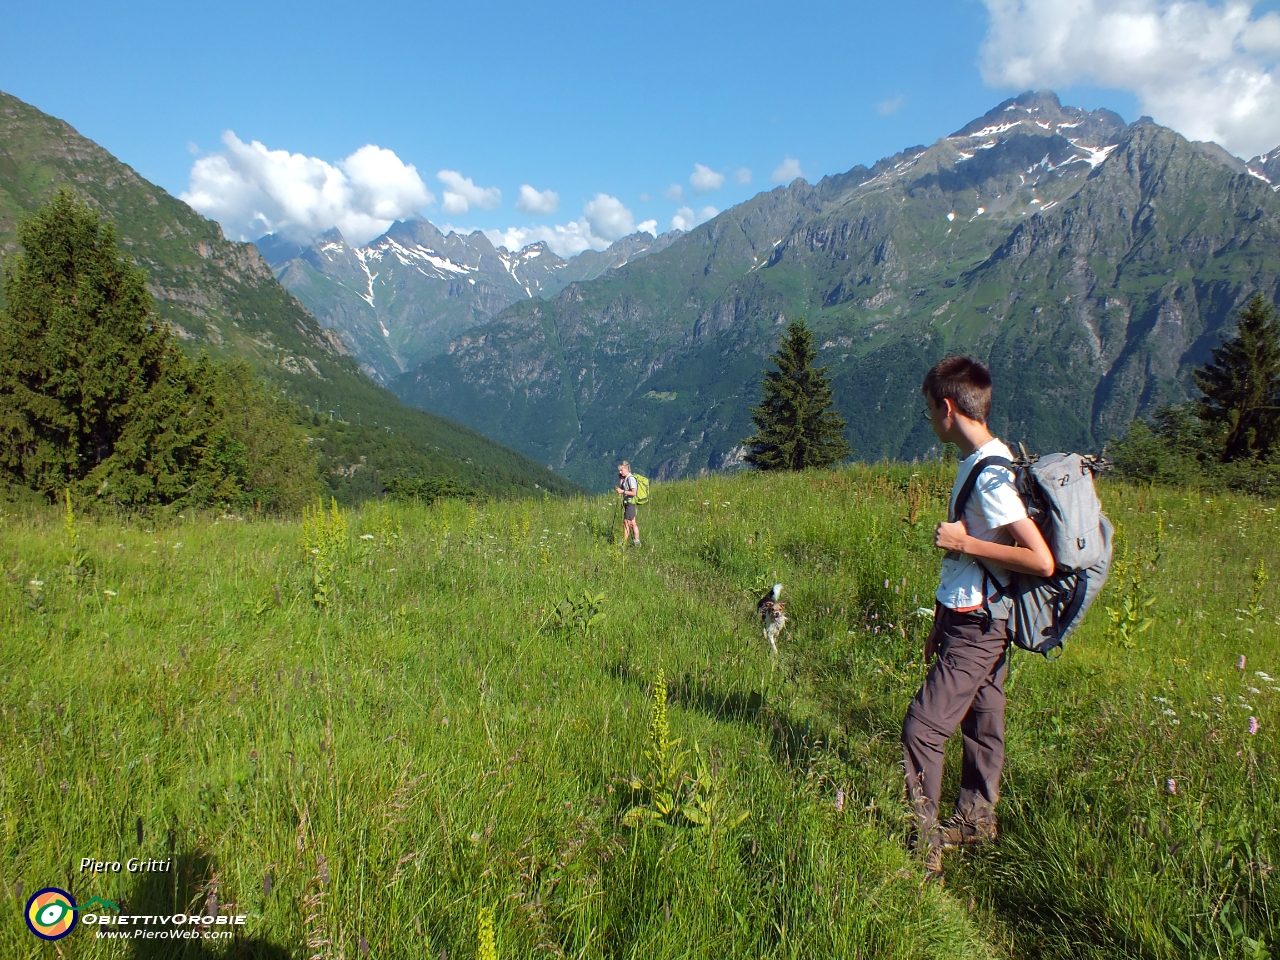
left=393, top=92, right=1280, bottom=491
left=262, top=219, right=682, bottom=383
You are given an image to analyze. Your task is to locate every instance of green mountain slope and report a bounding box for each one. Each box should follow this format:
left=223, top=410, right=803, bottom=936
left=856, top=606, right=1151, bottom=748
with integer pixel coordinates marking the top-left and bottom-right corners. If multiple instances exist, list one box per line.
left=0, top=89, right=582, bottom=500
left=395, top=92, right=1280, bottom=491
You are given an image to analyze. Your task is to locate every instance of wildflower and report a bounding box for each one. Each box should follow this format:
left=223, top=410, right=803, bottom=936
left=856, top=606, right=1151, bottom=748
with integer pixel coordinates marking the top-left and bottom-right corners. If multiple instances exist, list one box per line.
left=1257, top=672, right=1275, bottom=682
left=441, top=717, right=449, bottom=726
left=29, top=579, right=43, bottom=587
left=834, top=789, right=845, bottom=812
left=103, top=589, right=117, bottom=597
left=1166, top=778, right=1177, bottom=795
left=476, top=907, right=497, bottom=960
left=360, top=533, right=375, bottom=540
left=1238, top=655, right=1247, bottom=670
left=1249, top=717, right=1259, bottom=735
left=884, top=580, right=890, bottom=589
left=1162, top=709, right=1177, bottom=716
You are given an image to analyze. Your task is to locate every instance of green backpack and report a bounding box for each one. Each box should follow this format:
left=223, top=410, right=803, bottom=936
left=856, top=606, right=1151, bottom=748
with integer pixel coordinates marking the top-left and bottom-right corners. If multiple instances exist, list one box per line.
left=632, top=473, right=650, bottom=505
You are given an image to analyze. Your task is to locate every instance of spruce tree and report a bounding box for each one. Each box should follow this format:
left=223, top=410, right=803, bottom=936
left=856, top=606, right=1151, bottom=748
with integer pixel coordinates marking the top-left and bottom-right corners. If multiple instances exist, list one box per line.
left=0, top=190, right=236, bottom=504
left=742, top=319, right=851, bottom=471
left=1192, top=294, right=1280, bottom=462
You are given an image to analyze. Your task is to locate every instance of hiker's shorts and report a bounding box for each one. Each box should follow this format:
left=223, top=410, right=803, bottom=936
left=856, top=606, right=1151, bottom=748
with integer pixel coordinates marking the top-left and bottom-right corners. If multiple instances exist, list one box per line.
left=624, top=502, right=636, bottom=521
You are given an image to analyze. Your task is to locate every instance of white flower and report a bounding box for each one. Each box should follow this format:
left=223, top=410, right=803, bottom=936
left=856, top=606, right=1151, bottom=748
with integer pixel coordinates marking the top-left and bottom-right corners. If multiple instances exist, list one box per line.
left=102, top=590, right=117, bottom=597
left=29, top=579, right=43, bottom=587
left=1162, top=708, right=1177, bottom=716
left=360, top=533, right=375, bottom=540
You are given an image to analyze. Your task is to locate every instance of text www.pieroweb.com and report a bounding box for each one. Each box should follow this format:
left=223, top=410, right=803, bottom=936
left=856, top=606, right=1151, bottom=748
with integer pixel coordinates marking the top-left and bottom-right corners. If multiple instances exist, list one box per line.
left=84, top=913, right=246, bottom=940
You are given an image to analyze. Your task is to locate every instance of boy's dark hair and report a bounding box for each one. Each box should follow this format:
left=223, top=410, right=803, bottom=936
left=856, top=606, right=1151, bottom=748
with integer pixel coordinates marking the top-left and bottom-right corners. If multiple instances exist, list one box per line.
left=922, top=355, right=992, bottom=423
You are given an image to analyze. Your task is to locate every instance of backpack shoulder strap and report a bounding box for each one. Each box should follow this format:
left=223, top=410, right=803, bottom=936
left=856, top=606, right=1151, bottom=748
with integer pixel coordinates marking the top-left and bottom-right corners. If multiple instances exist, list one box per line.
left=950, top=456, right=1014, bottom=523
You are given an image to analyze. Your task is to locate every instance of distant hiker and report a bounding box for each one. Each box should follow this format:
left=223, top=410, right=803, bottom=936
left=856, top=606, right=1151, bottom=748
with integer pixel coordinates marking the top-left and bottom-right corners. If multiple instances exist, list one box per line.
left=902, top=356, right=1054, bottom=883
left=616, top=461, right=641, bottom=546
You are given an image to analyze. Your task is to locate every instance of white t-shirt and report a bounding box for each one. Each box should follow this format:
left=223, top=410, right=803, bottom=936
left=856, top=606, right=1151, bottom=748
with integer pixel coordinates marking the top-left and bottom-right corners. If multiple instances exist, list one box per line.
left=936, top=438, right=1028, bottom=613
left=622, top=475, right=637, bottom=501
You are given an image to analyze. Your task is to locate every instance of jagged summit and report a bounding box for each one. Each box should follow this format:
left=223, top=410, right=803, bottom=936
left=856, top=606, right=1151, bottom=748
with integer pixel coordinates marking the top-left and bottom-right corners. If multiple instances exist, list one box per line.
left=950, top=90, right=1127, bottom=144
left=1247, top=147, right=1280, bottom=190
left=260, top=218, right=681, bottom=383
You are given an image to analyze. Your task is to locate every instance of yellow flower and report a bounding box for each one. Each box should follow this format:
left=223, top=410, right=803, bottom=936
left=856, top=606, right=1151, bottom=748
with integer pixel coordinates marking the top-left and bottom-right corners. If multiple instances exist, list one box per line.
left=476, top=907, right=497, bottom=960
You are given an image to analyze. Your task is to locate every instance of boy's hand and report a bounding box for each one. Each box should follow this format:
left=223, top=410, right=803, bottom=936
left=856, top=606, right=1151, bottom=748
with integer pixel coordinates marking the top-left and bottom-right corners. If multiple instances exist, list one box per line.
left=923, top=621, right=940, bottom=664
left=934, top=519, right=969, bottom=552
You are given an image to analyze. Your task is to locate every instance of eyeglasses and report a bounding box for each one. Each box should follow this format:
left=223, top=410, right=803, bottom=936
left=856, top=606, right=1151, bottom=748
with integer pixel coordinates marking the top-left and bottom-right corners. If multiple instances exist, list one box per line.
left=921, top=407, right=933, bottom=421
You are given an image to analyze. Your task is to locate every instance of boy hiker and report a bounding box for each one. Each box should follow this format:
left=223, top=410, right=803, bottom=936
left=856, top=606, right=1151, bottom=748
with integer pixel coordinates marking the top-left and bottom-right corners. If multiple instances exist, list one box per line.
left=616, top=461, right=641, bottom=546
left=903, top=356, right=1054, bottom=882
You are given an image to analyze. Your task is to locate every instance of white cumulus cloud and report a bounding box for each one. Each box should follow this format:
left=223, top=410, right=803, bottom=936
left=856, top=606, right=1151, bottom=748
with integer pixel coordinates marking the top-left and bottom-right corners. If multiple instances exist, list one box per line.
left=484, top=194, right=652, bottom=258
left=772, top=157, right=803, bottom=182
left=583, top=193, right=639, bottom=242
left=981, top=0, right=1280, bottom=157
left=515, top=184, right=559, bottom=214
left=735, top=167, right=753, bottom=185
left=690, top=163, right=726, bottom=193
left=669, top=205, right=719, bottom=231
left=438, top=170, right=502, bottom=215
left=181, top=132, right=434, bottom=246
left=664, top=183, right=686, bottom=202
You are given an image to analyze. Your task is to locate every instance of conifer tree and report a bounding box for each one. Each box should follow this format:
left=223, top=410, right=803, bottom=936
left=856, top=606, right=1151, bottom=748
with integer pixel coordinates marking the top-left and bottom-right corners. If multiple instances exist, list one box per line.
left=742, top=319, right=851, bottom=471
left=0, top=190, right=236, bottom=504
left=1193, top=293, right=1280, bottom=462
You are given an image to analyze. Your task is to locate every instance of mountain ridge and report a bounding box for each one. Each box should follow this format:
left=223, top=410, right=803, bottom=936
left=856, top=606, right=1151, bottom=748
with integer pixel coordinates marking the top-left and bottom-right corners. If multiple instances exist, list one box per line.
left=391, top=91, right=1280, bottom=491
left=261, top=218, right=682, bottom=383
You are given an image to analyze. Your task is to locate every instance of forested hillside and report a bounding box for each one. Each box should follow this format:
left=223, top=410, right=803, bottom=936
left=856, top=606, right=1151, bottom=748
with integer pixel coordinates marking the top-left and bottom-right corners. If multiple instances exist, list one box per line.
left=0, top=90, right=582, bottom=502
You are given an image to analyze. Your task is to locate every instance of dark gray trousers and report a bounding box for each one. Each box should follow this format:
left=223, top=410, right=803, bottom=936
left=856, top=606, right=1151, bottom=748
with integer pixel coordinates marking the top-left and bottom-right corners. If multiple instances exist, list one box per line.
left=901, top=606, right=1009, bottom=844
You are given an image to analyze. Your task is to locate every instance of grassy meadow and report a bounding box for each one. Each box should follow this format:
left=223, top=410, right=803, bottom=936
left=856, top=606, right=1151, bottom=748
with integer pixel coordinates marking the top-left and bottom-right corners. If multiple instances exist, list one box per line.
left=0, top=465, right=1276, bottom=958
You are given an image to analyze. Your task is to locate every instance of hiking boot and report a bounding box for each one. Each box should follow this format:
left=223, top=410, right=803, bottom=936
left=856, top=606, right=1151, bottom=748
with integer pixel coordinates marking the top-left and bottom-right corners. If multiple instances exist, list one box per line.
left=936, top=815, right=998, bottom=850
left=923, top=843, right=944, bottom=884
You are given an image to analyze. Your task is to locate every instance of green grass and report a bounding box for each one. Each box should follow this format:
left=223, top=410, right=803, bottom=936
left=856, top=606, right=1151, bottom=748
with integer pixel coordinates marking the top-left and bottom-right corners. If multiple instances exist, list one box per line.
left=0, top=465, right=1276, bottom=958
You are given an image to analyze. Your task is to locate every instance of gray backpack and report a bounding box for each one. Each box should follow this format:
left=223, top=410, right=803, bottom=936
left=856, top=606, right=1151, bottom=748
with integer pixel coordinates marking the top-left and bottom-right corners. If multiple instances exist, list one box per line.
left=952, top=451, right=1113, bottom=658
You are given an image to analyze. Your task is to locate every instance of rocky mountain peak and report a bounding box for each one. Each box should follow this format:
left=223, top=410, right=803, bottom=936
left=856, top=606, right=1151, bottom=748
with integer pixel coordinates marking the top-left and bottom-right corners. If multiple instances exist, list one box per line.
left=1247, top=147, right=1280, bottom=190
left=949, top=89, right=1127, bottom=148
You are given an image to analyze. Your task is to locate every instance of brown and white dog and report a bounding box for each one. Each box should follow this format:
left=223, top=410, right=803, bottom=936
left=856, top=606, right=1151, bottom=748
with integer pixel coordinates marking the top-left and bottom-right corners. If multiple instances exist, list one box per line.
left=756, top=583, right=786, bottom=655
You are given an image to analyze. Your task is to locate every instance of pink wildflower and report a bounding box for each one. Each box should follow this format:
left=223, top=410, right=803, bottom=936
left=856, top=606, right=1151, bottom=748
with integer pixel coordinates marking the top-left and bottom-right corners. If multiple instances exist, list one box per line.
left=1238, top=655, right=1247, bottom=671
left=835, top=789, right=845, bottom=812
left=1249, top=716, right=1259, bottom=736
left=1166, top=778, right=1177, bottom=795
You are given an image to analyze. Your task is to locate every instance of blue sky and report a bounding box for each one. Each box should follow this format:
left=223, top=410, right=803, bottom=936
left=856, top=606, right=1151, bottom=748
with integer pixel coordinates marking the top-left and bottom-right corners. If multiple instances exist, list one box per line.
left=2, top=1, right=1277, bottom=254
